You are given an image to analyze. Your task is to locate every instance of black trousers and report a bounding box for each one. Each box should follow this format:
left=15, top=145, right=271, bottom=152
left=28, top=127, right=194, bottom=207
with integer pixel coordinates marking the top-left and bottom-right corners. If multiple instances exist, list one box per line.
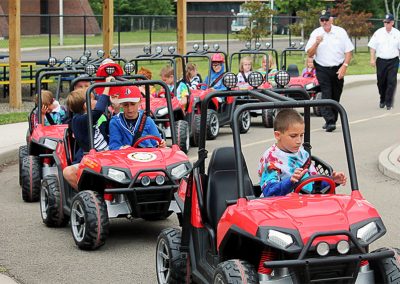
left=314, top=61, right=344, bottom=124
left=376, top=57, right=399, bottom=107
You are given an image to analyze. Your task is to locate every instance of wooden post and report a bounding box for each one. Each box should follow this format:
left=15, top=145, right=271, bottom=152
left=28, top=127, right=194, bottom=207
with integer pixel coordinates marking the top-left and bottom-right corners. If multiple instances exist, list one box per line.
left=103, top=0, right=114, bottom=58
left=9, top=0, right=22, bottom=109
left=177, top=0, right=187, bottom=75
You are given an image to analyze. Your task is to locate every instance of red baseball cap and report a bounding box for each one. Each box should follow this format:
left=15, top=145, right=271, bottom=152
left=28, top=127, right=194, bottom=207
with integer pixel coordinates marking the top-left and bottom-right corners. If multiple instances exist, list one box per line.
left=117, top=86, right=142, bottom=103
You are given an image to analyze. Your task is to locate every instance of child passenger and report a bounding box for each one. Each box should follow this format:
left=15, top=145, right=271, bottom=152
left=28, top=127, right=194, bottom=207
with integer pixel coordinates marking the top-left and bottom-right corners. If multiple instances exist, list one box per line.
left=35, top=90, right=67, bottom=126
left=258, top=109, right=346, bottom=197
left=302, top=57, right=316, bottom=78
left=185, top=63, right=202, bottom=90
left=109, top=85, right=166, bottom=150
left=203, top=53, right=227, bottom=91
left=237, top=56, right=253, bottom=84
left=62, top=76, right=113, bottom=190
left=160, top=65, right=189, bottom=109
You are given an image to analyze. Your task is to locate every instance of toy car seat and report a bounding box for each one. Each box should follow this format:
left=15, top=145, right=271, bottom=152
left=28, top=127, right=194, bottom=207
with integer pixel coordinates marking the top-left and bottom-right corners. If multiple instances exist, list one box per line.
left=287, top=64, right=299, bottom=77
left=205, top=147, right=254, bottom=231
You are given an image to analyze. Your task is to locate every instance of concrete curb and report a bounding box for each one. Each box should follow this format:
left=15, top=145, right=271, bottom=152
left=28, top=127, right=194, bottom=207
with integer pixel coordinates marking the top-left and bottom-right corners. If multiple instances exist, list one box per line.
left=0, top=274, right=19, bottom=284
left=378, top=143, right=400, bottom=181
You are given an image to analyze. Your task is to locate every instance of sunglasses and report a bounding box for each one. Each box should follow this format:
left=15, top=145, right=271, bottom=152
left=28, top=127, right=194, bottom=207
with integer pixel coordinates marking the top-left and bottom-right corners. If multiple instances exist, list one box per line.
left=212, top=63, right=222, bottom=67
left=320, top=18, right=329, bottom=22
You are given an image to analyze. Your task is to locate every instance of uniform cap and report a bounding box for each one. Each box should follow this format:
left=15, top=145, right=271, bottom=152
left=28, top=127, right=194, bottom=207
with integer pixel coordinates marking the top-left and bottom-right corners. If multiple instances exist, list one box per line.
left=319, top=10, right=331, bottom=20
left=117, top=86, right=142, bottom=103
left=383, top=13, right=394, bottom=22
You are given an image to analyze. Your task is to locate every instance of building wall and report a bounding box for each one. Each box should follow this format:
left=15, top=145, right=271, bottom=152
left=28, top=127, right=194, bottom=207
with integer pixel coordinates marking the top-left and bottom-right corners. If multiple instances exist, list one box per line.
left=0, top=0, right=100, bottom=37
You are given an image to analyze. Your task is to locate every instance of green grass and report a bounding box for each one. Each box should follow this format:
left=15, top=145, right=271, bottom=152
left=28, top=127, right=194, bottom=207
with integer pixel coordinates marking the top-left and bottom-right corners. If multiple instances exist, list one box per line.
left=0, top=112, right=29, bottom=125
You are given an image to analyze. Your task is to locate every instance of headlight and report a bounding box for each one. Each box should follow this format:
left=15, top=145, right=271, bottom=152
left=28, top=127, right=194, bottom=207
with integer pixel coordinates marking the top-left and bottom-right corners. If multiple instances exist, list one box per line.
left=222, top=72, right=238, bottom=89
left=141, top=175, right=151, bottom=186
left=43, top=138, right=58, bottom=150
left=63, top=56, right=73, bottom=66
left=48, top=57, right=57, bottom=67
left=105, top=65, right=116, bottom=75
left=97, top=49, right=105, bottom=58
left=247, top=71, right=264, bottom=88
left=124, top=62, right=135, bottom=74
left=110, top=48, right=118, bottom=58
left=267, top=229, right=294, bottom=249
left=305, top=82, right=316, bottom=90
left=275, top=70, right=290, bottom=87
left=337, top=240, right=350, bottom=254
left=316, top=241, right=330, bottom=256
left=108, top=168, right=127, bottom=183
left=170, top=163, right=191, bottom=180
left=156, top=107, right=169, bottom=117
left=85, top=64, right=96, bottom=76
left=357, top=222, right=378, bottom=243
left=155, top=175, right=165, bottom=185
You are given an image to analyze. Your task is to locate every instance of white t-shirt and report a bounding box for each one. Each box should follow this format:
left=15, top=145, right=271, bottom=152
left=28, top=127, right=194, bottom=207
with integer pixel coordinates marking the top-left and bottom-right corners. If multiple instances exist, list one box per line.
left=368, top=26, right=400, bottom=59
left=305, top=25, right=354, bottom=67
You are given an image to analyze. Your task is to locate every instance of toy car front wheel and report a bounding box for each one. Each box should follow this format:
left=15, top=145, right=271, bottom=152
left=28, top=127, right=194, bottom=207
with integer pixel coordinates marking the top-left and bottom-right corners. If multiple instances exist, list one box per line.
left=70, top=190, right=109, bottom=250
left=213, top=259, right=258, bottom=284
left=238, top=110, right=251, bottom=133
left=190, top=114, right=201, bottom=147
left=206, top=109, right=219, bottom=140
left=21, top=155, right=41, bottom=202
left=369, top=247, right=400, bottom=283
left=40, top=175, right=68, bottom=227
left=156, top=228, right=187, bottom=284
left=175, top=120, right=190, bottom=154
left=261, top=109, right=274, bottom=128
left=313, top=92, right=323, bottom=117
left=18, top=145, right=28, bottom=186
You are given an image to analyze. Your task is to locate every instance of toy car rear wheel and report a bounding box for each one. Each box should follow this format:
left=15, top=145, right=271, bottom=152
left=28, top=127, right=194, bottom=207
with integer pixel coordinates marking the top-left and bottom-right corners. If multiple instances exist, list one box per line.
left=21, top=155, right=41, bottom=202
left=313, top=92, right=323, bottom=117
left=238, top=110, right=251, bottom=133
left=213, top=259, right=258, bottom=284
left=206, top=109, right=219, bottom=140
left=40, top=174, right=68, bottom=227
left=156, top=228, right=187, bottom=284
left=190, top=114, right=201, bottom=147
left=70, top=190, right=109, bottom=250
left=18, top=145, right=28, bottom=186
left=175, top=120, right=190, bottom=154
left=261, top=109, right=274, bottom=128
left=369, top=247, right=400, bottom=283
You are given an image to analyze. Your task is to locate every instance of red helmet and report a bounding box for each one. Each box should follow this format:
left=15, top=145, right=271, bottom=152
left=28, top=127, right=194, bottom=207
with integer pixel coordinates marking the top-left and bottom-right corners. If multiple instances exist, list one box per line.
left=211, top=53, right=225, bottom=63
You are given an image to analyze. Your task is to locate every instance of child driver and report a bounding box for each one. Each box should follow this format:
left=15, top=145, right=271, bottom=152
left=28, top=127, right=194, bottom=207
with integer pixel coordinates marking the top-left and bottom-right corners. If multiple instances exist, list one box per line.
left=258, top=109, right=347, bottom=197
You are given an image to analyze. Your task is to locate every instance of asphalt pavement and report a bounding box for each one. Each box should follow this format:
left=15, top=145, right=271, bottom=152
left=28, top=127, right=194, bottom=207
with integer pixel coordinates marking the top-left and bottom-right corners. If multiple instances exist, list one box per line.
left=0, top=73, right=399, bottom=283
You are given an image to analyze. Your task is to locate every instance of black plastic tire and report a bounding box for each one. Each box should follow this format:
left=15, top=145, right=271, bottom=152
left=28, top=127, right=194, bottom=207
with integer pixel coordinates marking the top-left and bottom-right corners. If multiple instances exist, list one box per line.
left=262, top=109, right=274, bottom=128
left=313, top=92, right=323, bottom=117
left=40, top=175, right=68, bottom=227
left=156, top=228, right=187, bottom=284
left=213, top=259, right=258, bottom=284
left=369, top=247, right=400, bottom=283
left=206, top=109, right=219, bottom=140
left=190, top=114, right=201, bottom=147
left=70, top=191, right=109, bottom=250
left=21, top=155, right=41, bottom=202
left=18, top=145, right=28, bottom=186
left=238, top=110, right=251, bottom=134
left=175, top=120, right=190, bottom=154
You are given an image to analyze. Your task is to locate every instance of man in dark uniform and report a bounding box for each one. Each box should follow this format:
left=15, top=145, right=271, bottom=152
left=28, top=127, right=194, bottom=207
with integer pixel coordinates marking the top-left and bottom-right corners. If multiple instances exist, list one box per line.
left=368, top=13, right=400, bottom=110
left=305, top=10, right=354, bottom=132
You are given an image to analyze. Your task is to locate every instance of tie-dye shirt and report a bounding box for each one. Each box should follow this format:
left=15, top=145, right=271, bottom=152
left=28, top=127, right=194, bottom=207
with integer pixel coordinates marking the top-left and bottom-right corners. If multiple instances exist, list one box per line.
left=258, top=144, right=318, bottom=197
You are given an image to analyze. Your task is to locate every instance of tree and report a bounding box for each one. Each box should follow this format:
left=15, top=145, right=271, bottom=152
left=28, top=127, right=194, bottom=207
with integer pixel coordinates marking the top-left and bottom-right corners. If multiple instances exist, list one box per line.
left=236, top=1, right=274, bottom=43
left=289, top=7, right=324, bottom=40
left=274, top=0, right=318, bottom=14
left=384, top=0, right=400, bottom=26
left=331, top=0, right=372, bottom=39
left=89, top=0, right=174, bottom=15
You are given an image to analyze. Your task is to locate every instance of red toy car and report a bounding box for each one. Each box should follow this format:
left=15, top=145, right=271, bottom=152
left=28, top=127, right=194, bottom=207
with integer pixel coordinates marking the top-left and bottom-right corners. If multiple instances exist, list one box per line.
left=40, top=79, right=191, bottom=250
left=155, top=90, right=399, bottom=283
left=19, top=62, right=86, bottom=202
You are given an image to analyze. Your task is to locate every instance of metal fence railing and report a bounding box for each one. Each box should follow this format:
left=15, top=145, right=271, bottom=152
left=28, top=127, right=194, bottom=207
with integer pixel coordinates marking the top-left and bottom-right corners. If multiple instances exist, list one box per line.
left=0, top=14, right=386, bottom=59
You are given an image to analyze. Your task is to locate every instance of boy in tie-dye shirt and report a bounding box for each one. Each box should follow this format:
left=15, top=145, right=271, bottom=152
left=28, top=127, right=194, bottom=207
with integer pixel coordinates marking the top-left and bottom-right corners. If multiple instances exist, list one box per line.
left=258, top=109, right=346, bottom=197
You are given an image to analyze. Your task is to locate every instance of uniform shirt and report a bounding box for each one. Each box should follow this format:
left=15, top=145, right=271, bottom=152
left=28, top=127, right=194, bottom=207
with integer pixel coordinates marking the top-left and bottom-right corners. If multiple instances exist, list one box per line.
left=368, top=26, right=400, bottom=59
left=305, top=25, right=354, bottom=67
left=258, top=144, right=318, bottom=197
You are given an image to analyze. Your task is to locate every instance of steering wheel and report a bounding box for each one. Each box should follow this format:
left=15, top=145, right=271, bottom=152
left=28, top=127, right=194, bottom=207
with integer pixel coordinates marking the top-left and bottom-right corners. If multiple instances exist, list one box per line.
left=132, top=135, right=162, bottom=148
left=293, top=175, right=336, bottom=194
left=196, top=83, right=208, bottom=90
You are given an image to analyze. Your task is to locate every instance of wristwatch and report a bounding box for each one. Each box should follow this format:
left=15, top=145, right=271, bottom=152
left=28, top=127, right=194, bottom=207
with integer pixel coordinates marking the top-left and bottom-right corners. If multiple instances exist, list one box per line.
left=343, top=63, right=349, bottom=67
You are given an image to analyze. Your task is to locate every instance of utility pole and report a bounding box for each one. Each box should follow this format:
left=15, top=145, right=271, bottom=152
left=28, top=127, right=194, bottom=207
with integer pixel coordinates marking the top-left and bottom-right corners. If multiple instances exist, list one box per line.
left=9, top=0, right=22, bottom=108
left=103, top=0, right=114, bottom=57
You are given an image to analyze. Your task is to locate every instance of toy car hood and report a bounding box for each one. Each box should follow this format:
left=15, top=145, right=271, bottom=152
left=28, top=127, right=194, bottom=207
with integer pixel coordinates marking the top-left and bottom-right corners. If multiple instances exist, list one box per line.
left=218, top=192, right=383, bottom=249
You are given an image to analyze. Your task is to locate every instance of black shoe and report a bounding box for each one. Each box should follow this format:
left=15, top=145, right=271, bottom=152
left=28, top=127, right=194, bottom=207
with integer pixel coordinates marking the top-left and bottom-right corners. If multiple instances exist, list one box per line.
left=322, top=123, right=327, bottom=129
left=325, top=124, right=336, bottom=132
left=380, top=103, right=385, bottom=108
left=387, top=106, right=392, bottom=110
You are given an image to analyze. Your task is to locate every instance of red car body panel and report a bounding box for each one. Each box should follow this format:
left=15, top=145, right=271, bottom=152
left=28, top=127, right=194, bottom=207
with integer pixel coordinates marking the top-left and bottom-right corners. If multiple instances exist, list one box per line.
left=31, top=124, right=68, bottom=142
left=76, top=145, right=188, bottom=181
left=289, top=76, right=318, bottom=88
left=216, top=190, right=381, bottom=249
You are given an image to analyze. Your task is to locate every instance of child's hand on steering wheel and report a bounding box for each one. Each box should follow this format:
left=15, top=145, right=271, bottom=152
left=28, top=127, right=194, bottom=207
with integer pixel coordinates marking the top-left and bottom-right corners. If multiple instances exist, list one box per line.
left=158, top=139, right=166, bottom=148
left=290, top=168, right=308, bottom=183
left=332, top=171, right=347, bottom=186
